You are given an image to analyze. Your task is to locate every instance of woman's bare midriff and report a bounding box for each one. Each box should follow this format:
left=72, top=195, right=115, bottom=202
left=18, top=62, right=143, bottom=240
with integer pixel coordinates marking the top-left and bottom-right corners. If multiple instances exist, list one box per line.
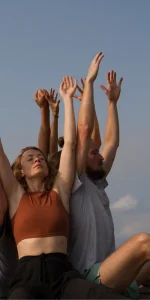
left=17, top=236, right=68, bottom=259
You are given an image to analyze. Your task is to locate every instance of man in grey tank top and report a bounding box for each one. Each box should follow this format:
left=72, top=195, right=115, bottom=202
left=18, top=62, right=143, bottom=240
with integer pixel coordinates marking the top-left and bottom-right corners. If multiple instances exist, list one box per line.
left=68, top=69, right=122, bottom=276
left=68, top=68, right=150, bottom=298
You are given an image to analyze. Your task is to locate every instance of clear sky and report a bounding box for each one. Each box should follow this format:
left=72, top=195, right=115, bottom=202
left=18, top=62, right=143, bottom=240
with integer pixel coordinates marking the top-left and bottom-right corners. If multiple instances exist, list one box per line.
left=0, top=0, right=150, bottom=247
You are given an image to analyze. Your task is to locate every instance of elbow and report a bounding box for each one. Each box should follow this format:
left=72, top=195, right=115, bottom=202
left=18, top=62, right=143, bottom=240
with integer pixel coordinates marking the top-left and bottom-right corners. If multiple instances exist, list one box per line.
left=116, top=141, right=119, bottom=148
left=115, top=138, right=120, bottom=148
left=78, top=123, right=93, bottom=139
left=64, top=140, right=77, bottom=151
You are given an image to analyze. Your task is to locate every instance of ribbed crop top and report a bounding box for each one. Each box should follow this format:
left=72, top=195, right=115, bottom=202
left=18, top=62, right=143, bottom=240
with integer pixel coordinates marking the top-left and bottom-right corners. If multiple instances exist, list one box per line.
left=11, top=190, right=69, bottom=245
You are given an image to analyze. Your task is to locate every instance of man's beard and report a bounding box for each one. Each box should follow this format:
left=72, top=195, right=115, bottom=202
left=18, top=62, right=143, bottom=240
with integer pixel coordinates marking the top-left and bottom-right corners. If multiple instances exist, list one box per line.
left=86, top=164, right=105, bottom=180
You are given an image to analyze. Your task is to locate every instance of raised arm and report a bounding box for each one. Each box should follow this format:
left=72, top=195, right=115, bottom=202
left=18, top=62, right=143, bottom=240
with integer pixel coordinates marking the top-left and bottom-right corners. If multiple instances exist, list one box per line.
left=100, top=70, right=123, bottom=176
left=53, top=76, right=77, bottom=211
left=76, top=52, right=104, bottom=176
left=0, top=139, right=23, bottom=217
left=46, top=89, right=60, bottom=158
left=34, top=89, right=50, bottom=157
left=74, top=78, right=101, bottom=149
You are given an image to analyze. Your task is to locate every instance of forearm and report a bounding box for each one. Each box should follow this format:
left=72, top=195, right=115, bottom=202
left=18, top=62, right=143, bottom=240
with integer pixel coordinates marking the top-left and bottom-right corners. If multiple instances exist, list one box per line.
left=78, top=79, right=94, bottom=133
left=0, top=140, right=16, bottom=198
left=64, top=96, right=76, bottom=145
left=91, top=109, right=102, bottom=149
left=38, top=105, right=50, bottom=157
left=104, top=101, right=119, bottom=147
left=50, top=114, right=58, bottom=158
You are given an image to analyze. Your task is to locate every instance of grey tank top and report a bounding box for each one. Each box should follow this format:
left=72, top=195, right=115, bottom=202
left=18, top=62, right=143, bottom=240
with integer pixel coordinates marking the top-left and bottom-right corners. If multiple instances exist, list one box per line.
left=68, top=173, right=115, bottom=274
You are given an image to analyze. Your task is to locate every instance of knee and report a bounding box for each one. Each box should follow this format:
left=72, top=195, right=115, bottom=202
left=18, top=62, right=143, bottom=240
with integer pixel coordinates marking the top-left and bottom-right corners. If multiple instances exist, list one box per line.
left=134, top=233, right=150, bottom=259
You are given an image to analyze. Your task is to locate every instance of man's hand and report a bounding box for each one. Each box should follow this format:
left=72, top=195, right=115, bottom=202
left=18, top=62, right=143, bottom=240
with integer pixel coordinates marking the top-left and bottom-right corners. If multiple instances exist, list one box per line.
left=74, top=78, right=86, bottom=101
left=34, top=89, right=49, bottom=107
left=59, top=76, right=77, bottom=99
left=87, top=52, right=104, bottom=82
left=46, top=88, right=60, bottom=115
left=100, top=71, right=123, bottom=103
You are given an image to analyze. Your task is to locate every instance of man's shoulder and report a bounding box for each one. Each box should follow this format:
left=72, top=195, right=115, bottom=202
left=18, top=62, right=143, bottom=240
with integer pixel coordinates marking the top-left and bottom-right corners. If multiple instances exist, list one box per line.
left=96, top=177, right=108, bottom=189
left=72, top=173, right=92, bottom=193
left=83, top=173, right=108, bottom=190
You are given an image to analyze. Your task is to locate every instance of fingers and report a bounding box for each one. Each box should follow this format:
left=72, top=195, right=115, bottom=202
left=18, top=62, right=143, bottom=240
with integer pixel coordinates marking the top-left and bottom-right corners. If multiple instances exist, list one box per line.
left=107, top=70, right=123, bottom=87
left=60, top=81, right=64, bottom=91
left=49, top=88, right=53, bottom=96
left=69, top=76, right=73, bottom=87
left=110, top=71, right=113, bottom=82
left=80, top=78, right=85, bottom=90
left=34, top=90, right=38, bottom=101
left=107, top=71, right=116, bottom=83
left=73, top=78, right=77, bottom=87
left=73, top=94, right=80, bottom=100
left=43, top=89, right=49, bottom=96
left=64, top=76, right=69, bottom=88
left=94, top=51, right=103, bottom=62
left=55, top=92, right=58, bottom=101
left=113, top=71, right=116, bottom=82
left=100, top=85, right=108, bottom=94
left=107, top=72, right=111, bottom=84
left=118, top=77, right=123, bottom=88
left=76, top=85, right=83, bottom=94
left=97, top=52, right=104, bottom=64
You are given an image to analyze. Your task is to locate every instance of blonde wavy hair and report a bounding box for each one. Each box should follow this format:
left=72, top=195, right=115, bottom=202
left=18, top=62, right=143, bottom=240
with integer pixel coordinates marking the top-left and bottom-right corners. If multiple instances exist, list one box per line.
left=12, top=146, right=58, bottom=191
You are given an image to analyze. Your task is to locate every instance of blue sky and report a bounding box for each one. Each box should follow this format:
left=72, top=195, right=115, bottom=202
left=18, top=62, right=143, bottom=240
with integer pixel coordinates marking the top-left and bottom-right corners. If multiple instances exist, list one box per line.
left=0, top=0, right=150, bottom=247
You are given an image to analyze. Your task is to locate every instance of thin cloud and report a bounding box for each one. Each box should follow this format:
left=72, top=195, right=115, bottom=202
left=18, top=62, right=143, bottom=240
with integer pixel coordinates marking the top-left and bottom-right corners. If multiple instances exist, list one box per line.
left=111, top=194, right=138, bottom=212
left=116, top=213, right=150, bottom=238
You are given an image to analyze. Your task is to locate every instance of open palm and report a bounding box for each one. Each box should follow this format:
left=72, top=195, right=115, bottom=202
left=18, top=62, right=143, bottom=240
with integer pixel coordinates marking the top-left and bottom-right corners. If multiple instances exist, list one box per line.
left=46, top=88, right=60, bottom=114
left=59, top=76, right=77, bottom=98
left=100, top=71, right=123, bottom=103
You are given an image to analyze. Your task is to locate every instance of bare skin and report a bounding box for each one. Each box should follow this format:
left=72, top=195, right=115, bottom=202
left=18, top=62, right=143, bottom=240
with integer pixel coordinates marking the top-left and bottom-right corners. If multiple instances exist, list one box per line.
left=34, top=88, right=60, bottom=159
left=34, top=89, right=50, bottom=157
left=0, top=75, right=77, bottom=259
left=46, top=88, right=60, bottom=158
left=79, top=73, right=150, bottom=292
left=76, top=52, right=104, bottom=176
left=17, top=236, right=67, bottom=259
left=74, top=78, right=101, bottom=149
left=99, top=233, right=150, bottom=292
left=73, top=70, right=150, bottom=292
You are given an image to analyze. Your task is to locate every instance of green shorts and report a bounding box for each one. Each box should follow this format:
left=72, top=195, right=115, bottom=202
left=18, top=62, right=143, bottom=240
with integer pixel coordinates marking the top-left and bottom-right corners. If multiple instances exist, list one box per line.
left=84, top=263, right=139, bottom=299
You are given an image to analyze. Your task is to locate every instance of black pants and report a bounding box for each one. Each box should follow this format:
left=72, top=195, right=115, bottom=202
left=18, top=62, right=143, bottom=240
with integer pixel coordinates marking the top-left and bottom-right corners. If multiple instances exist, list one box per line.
left=8, top=253, right=126, bottom=299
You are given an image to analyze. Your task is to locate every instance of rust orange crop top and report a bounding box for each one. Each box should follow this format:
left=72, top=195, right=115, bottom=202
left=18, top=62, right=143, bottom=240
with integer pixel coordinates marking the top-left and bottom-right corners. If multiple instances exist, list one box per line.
left=11, top=190, right=69, bottom=245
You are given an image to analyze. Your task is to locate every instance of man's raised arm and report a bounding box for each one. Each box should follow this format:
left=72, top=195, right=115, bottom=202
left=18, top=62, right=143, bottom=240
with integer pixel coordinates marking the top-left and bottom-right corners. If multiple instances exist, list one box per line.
left=76, top=52, right=104, bottom=176
left=100, top=70, right=123, bottom=176
left=74, top=78, right=101, bottom=149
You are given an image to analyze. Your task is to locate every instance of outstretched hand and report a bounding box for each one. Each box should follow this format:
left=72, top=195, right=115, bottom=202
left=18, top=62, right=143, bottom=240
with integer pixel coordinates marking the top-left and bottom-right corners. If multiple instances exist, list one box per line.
left=87, top=52, right=104, bottom=82
left=100, top=71, right=123, bottom=103
left=46, top=88, right=60, bottom=115
left=34, top=89, right=49, bottom=108
left=73, top=78, right=86, bottom=101
left=59, top=76, right=77, bottom=99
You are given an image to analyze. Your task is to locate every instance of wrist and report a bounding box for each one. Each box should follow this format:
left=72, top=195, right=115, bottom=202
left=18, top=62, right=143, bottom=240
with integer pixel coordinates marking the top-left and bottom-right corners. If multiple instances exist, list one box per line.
left=62, top=95, right=73, bottom=101
left=40, top=103, right=49, bottom=111
left=85, top=76, right=94, bottom=84
left=108, top=99, right=117, bottom=107
left=52, top=113, right=59, bottom=118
